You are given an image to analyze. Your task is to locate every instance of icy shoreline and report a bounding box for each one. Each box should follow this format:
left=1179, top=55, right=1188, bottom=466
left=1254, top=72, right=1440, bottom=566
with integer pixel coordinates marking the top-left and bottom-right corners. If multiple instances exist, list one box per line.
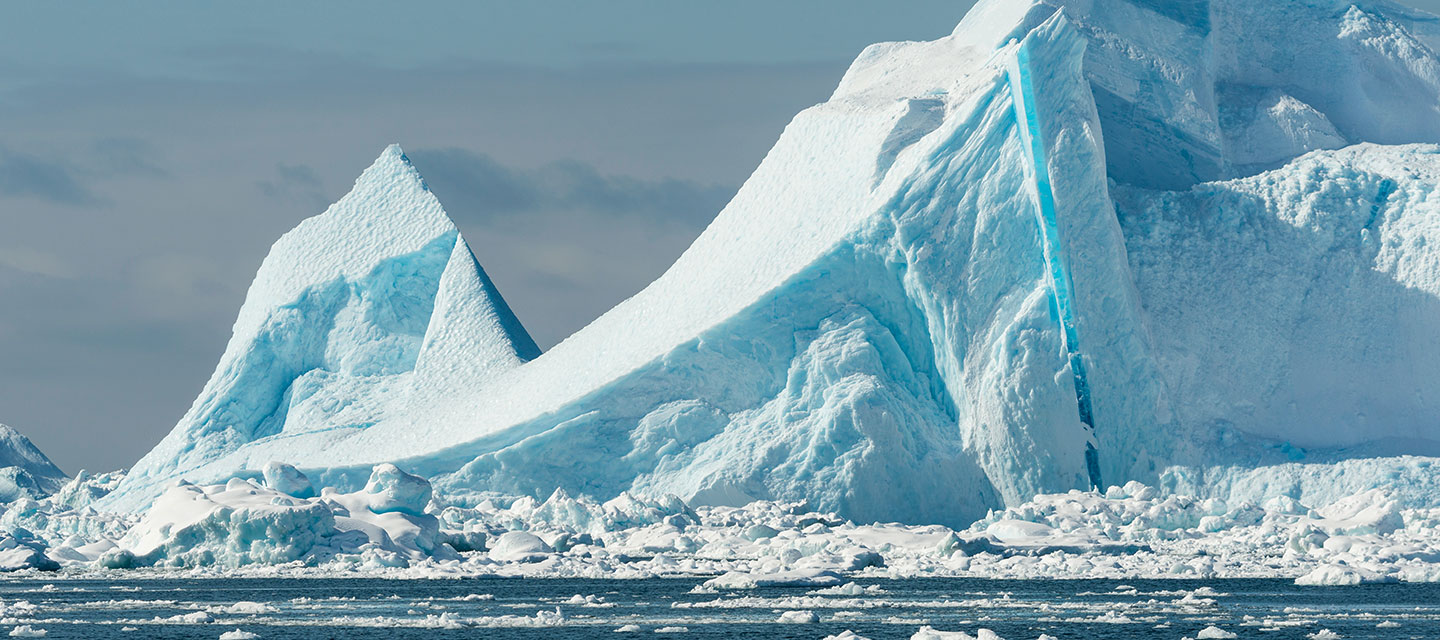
left=2, top=465, right=1437, bottom=588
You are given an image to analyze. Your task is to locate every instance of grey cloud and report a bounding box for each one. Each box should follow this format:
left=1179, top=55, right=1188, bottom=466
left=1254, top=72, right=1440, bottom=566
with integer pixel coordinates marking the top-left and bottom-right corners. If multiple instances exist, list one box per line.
left=0, top=262, right=230, bottom=472
left=88, top=138, right=168, bottom=178
left=408, top=148, right=735, bottom=226
left=0, top=147, right=101, bottom=205
left=257, top=163, right=327, bottom=206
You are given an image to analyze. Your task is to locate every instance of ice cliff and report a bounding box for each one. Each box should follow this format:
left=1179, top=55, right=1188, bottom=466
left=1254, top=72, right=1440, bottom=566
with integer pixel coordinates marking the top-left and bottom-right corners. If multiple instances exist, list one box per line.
left=106, top=0, right=1440, bottom=527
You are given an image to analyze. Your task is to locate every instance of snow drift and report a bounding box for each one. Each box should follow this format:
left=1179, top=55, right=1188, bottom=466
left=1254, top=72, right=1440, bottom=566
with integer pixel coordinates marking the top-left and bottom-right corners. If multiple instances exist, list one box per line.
left=106, top=0, right=1440, bottom=527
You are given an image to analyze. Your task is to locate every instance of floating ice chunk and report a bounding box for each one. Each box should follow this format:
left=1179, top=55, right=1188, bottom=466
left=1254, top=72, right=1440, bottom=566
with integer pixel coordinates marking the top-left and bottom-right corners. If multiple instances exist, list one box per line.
left=210, top=602, right=276, bottom=615
left=531, top=607, right=565, bottom=626
left=165, top=612, right=214, bottom=624
left=615, top=625, right=641, bottom=632
left=823, top=632, right=874, bottom=640
left=261, top=462, right=314, bottom=499
left=1308, top=631, right=1342, bottom=640
left=218, top=631, right=260, bottom=640
left=6, top=627, right=44, bottom=639
left=1196, top=626, right=1237, bottom=639
left=811, top=582, right=886, bottom=596
left=911, top=627, right=1003, bottom=640
left=703, top=568, right=843, bottom=589
left=653, top=627, right=688, bottom=633
left=776, top=610, right=819, bottom=623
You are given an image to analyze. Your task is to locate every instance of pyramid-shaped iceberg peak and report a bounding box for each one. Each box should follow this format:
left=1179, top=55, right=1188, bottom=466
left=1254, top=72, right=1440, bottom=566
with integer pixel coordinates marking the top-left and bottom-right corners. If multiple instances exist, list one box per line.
left=110, top=145, right=536, bottom=507
left=410, top=235, right=541, bottom=406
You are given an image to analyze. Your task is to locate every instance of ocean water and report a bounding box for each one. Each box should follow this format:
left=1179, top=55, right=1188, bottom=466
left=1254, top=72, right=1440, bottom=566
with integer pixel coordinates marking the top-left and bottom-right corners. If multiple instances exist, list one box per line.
left=0, top=577, right=1432, bottom=639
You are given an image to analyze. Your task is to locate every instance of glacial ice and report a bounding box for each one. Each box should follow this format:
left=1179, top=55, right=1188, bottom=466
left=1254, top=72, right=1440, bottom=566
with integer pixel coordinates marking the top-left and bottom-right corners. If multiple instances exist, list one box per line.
left=0, top=426, right=66, bottom=503
left=106, top=464, right=452, bottom=569
left=99, top=0, right=1440, bottom=538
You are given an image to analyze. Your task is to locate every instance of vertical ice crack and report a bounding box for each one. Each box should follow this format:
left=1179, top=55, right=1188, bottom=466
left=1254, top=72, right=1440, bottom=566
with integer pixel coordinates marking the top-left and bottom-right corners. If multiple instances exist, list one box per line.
left=1006, top=41, right=1103, bottom=490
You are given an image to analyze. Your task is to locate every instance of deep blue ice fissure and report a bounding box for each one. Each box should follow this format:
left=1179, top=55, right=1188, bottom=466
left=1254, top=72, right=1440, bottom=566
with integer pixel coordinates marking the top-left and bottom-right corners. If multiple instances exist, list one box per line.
left=1008, top=41, right=1103, bottom=489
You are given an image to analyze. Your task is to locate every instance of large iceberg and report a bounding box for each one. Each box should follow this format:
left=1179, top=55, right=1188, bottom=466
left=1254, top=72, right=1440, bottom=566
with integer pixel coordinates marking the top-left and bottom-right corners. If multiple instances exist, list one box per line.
left=106, top=0, right=1440, bottom=527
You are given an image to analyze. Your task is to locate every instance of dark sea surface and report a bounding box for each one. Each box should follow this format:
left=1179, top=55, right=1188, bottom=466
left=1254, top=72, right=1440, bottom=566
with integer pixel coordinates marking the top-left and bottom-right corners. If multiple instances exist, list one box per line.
left=0, top=576, right=1430, bottom=639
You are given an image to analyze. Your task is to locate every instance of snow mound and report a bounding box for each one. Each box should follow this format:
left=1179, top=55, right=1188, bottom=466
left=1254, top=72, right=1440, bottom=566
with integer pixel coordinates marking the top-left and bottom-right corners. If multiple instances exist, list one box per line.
left=108, top=464, right=452, bottom=568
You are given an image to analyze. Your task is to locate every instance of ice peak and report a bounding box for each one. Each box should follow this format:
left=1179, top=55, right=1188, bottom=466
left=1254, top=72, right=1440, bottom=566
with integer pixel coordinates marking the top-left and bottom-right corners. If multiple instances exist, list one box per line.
left=0, top=424, right=66, bottom=492
left=350, top=143, right=429, bottom=199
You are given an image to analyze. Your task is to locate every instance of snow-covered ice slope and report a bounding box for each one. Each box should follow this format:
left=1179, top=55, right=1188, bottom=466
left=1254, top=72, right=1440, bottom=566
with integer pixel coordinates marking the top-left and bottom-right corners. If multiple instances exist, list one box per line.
left=108, top=0, right=1440, bottom=525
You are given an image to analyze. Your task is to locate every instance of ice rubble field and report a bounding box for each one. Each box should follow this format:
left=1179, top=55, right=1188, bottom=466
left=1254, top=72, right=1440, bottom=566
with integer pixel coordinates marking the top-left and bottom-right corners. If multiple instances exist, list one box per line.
left=6, top=462, right=1440, bottom=591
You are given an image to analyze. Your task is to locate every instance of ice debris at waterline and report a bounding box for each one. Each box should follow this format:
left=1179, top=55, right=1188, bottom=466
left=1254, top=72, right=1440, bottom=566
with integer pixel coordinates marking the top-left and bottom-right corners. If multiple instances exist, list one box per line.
left=11, top=464, right=1440, bottom=584
left=101, top=0, right=1440, bottom=529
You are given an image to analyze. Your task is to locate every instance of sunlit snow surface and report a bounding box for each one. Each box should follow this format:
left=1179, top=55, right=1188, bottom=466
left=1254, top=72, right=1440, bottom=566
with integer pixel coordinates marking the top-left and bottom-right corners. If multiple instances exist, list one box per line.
left=0, top=576, right=1434, bottom=639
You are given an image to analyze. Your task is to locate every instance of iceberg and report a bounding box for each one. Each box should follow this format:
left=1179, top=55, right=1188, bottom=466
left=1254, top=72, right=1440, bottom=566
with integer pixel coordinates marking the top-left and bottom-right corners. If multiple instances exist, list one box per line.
left=0, top=425, right=66, bottom=503
left=104, top=0, right=1440, bottom=530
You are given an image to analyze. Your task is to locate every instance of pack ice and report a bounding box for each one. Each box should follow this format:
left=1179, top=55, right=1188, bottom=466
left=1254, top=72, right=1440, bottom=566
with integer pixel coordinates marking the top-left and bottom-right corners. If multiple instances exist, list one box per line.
left=104, top=0, right=1440, bottom=529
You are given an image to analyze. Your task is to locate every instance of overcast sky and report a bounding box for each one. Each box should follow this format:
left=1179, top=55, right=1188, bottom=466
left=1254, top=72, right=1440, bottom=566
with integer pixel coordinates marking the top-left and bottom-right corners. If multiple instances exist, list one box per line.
left=4, top=1, right=1440, bottom=474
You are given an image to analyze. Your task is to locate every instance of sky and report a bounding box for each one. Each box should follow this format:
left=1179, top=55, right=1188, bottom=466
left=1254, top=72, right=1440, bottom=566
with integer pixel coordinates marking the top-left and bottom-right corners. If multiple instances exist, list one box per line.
left=4, top=0, right=1440, bottom=475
